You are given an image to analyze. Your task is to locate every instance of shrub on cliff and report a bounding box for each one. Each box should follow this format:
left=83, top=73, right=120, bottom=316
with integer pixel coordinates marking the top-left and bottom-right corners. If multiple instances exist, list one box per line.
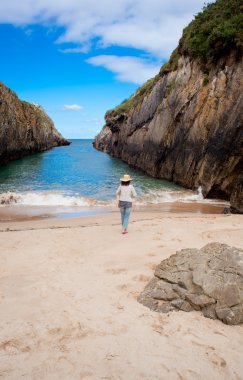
left=179, top=0, right=243, bottom=62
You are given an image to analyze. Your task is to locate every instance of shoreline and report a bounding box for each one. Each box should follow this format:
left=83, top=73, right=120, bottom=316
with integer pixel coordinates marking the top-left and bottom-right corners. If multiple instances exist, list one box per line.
left=0, top=201, right=228, bottom=222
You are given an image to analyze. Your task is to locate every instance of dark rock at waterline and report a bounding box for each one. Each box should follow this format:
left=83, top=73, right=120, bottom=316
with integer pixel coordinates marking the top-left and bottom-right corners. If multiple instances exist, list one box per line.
left=230, top=174, right=243, bottom=214
left=0, top=82, right=70, bottom=166
left=222, top=207, right=231, bottom=214
left=138, top=243, right=243, bottom=325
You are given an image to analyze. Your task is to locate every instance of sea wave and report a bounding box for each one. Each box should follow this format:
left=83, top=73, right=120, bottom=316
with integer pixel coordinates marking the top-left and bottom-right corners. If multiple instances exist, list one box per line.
left=135, top=186, right=228, bottom=206
left=0, top=188, right=229, bottom=207
left=0, top=191, right=98, bottom=207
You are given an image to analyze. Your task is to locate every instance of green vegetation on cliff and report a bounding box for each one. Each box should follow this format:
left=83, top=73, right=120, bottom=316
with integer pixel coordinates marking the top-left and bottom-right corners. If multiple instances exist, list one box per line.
left=179, top=0, right=243, bottom=62
left=106, top=0, right=243, bottom=118
left=106, top=75, right=159, bottom=117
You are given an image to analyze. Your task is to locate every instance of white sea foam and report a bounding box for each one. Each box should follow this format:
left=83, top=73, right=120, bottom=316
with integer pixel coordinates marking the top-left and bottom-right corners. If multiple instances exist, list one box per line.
left=0, top=191, right=97, bottom=207
left=135, top=187, right=228, bottom=206
left=0, top=188, right=229, bottom=207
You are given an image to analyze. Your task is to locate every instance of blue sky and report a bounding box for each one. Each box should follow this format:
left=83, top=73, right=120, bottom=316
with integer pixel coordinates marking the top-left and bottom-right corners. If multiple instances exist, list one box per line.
left=0, top=0, right=210, bottom=139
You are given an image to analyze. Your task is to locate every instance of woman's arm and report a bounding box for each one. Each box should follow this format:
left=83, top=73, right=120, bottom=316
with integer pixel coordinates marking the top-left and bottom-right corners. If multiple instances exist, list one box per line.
left=116, top=185, right=121, bottom=207
left=131, top=185, right=137, bottom=198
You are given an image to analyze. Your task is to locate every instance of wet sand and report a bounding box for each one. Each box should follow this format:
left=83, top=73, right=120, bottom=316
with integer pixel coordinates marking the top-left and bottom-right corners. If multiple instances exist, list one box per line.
left=0, top=210, right=242, bottom=379
left=0, top=201, right=227, bottom=222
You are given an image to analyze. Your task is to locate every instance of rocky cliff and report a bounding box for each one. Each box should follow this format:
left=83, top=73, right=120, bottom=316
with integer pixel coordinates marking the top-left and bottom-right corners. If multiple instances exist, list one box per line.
left=0, top=82, right=70, bottom=166
left=94, top=0, right=243, bottom=211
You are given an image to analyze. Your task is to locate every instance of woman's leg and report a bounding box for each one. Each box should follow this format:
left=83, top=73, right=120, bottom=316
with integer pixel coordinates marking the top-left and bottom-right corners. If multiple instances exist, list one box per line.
left=120, top=207, right=125, bottom=229
left=123, top=207, right=131, bottom=230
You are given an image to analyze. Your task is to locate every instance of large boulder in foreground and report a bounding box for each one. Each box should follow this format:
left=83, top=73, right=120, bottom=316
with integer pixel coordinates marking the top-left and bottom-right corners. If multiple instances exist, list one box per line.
left=138, top=243, right=243, bottom=325
left=0, top=82, right=70, bottom=166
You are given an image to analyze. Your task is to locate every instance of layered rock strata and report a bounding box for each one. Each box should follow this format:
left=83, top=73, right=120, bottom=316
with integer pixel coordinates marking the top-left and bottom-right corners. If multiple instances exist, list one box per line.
left=0, top=82, right=70, bottom=166
left=94, top=53, right=243, bottom=201
left=94, top=0, right=243, bottom=206
left=138, top=243, right=243, bottom=325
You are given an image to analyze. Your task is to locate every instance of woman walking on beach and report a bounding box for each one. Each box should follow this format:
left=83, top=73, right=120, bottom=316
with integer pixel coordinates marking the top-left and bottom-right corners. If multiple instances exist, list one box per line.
left=116, top=174, right=137, bottom=234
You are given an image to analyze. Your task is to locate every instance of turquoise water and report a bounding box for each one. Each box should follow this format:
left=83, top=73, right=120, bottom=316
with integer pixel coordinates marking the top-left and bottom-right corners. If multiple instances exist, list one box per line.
left=0, top=139, right=206, bottom=207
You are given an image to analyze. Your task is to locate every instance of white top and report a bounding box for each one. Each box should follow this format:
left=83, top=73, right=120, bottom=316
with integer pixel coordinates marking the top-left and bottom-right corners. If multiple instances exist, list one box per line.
left=116, top=184, right=137, bottom=202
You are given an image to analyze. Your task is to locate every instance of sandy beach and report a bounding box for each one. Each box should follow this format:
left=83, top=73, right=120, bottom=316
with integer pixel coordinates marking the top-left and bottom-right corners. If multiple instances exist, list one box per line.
left=0, top=209, right=243, bottom=379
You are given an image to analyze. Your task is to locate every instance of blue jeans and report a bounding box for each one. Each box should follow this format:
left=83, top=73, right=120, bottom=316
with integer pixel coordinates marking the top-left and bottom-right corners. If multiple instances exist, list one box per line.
left=120, top=207, right=131, bottom=229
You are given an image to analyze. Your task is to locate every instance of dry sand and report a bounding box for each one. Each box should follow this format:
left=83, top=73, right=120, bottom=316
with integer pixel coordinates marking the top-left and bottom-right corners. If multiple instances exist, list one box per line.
left=0, top=209, right=243, bottom=379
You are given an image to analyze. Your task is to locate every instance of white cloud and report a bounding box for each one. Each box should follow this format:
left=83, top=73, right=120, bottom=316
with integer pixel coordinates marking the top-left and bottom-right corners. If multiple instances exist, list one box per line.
left=24, top=28, right=33, bottom=37
left=87, top=55, right=161, bottom=85
left=59, top=46, right=89, bottom=54
left=0, top=0, right=211, bottom=58
left=0, top=0, right=213, bottom=84
left=64, top=104, right=83, bottom=111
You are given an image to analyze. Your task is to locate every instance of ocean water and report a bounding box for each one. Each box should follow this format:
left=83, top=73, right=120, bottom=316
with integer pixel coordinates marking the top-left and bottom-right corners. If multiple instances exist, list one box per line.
left=0, top=139, right=227, bottom=211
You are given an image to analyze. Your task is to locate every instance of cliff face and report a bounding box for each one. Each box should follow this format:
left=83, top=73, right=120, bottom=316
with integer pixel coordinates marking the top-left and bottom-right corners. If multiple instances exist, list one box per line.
left=94, top=0, right=243, bottom=211
left=94, top=53, right=243, bottom=203
left=0, top=82, right=70, bottom=166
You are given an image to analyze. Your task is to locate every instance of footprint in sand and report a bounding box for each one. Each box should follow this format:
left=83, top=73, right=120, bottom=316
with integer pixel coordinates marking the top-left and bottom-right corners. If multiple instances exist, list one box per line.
left=178, top=369, right=201, bottom=379
left=116, top=283, right=140, bottom=299
left=146, top=263, right=157, bottom=270
left=47, top=323, right=90, bottom=352
left=213, top=331, right=226, bottom=337
left=117, top=283, right=128, bottom=291
left=129, top=291, right=140, bottom=299
left=0, top=339, right=31, bottom=355
left=105, top=353, right=119, bottom=361
left=142, top=223, right=158, bottom=227
left=106, top=268, right=127, bottom=275
left=205, top=347, right=227, bottom=368
left=171, top=238, right=182, bottom=242
left=79, top=371, right=95, bottom=378
left=153, top=236, right=162, bottom=241
left=191, top=340, right=228, bottom=371
left=132, top=274, right=151, bottom=282
left=148, top=252, right=156, bottom=257
left=152, top=314, right=170, bottom=336
left=111, top=303, right=124, bottom=311
left=31, top=356, right=75, bottom=379
left=103, top=317, right=128, bottom=334
left=152, top=323, right=165, bottom=336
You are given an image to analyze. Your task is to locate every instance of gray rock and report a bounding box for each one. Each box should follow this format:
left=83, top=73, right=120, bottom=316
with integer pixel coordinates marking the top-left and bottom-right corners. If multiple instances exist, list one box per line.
left=185, top=293, right=215, bottom=307
left=171, top=299, right=194, bottom=312
left=230, top=174, right=243, bottom=214
left=138, top=243, right=243, bottom=325
left=202, top=304, right=218, bottom=320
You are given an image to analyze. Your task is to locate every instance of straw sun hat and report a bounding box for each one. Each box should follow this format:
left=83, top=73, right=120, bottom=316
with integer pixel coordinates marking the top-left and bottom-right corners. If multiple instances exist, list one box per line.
left=120, top=174, right=132, bottom=182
